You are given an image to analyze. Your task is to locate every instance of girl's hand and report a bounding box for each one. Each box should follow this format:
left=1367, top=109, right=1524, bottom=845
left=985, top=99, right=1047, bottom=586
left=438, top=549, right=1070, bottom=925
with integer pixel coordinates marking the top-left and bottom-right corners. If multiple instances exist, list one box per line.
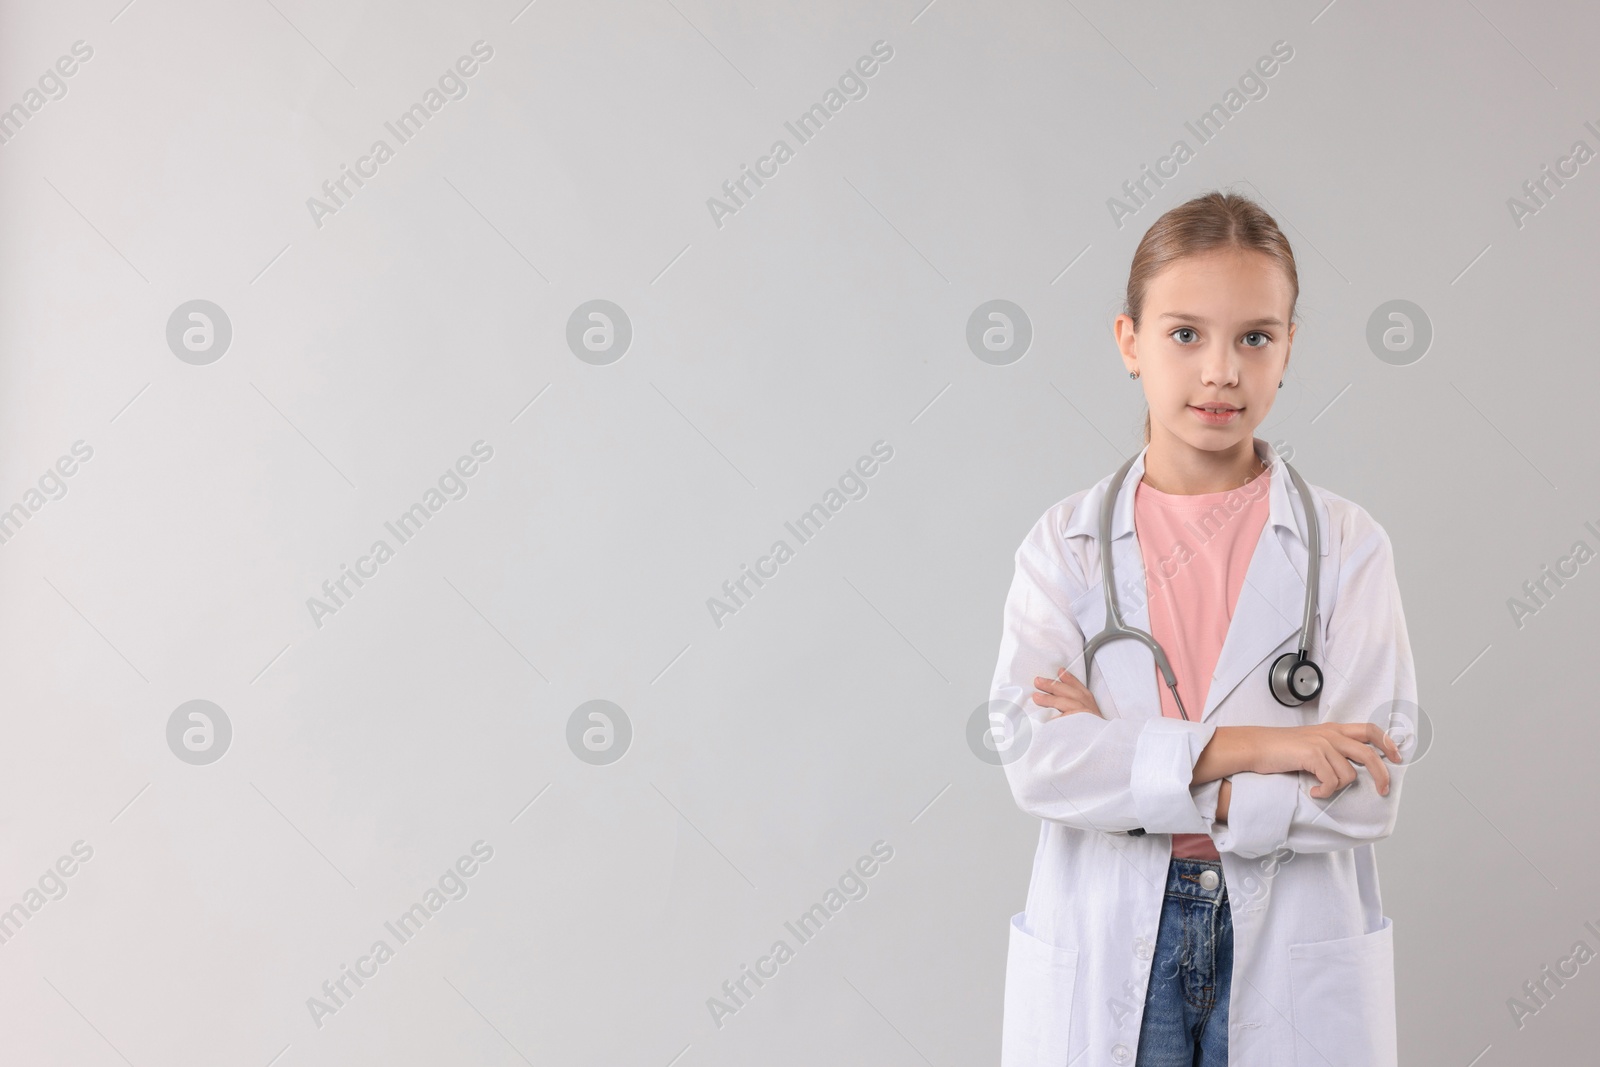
left=1246, top=723, right=1403, bottom=799
left=1032, top=668, right=1103, bottom=719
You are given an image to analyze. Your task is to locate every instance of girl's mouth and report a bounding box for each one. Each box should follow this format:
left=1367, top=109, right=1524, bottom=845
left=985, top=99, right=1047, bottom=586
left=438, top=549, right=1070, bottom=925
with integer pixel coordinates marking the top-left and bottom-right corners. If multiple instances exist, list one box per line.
left=1189, top=405, right=1242, bottom=425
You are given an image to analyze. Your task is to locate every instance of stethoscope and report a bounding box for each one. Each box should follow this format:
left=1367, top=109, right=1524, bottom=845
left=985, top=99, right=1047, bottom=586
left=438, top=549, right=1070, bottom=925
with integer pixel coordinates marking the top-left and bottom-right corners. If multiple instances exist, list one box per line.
left=1081, top=448, right=1325, bottom=721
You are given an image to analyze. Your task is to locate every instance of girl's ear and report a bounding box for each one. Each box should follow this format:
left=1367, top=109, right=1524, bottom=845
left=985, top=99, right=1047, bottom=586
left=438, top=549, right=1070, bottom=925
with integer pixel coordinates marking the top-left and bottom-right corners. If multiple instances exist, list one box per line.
left=1113, top=313, right=1139, bottom=371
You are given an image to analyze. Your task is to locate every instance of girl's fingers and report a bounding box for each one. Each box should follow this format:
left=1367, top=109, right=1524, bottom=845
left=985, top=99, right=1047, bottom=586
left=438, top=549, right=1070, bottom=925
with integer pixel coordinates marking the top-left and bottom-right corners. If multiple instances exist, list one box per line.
left=1333, top=735, right=1392, bottom=795
left=1308, top=747, right=1343, bottom=798
left=1031, top=687, right=1094, bottom=717
left=1326, top=744, right=1358, bottom=793
left=1343, top=722, right=1401, bottom=764
left=1352, top=736, right=1391, bottom=794
left=1033, top=671, right=1086, bottom=694
left=1371, top=723, right=1402, bottom=763
left=1033, top=672, right=1101, bottom=718
left=1033, top=674, right=1075, bottom=698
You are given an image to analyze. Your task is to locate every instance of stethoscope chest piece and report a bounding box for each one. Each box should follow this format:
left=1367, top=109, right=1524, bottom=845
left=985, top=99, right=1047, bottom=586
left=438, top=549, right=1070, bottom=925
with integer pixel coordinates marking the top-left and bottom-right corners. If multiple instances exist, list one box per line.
left=1269, top=651, right=1323, bottom=706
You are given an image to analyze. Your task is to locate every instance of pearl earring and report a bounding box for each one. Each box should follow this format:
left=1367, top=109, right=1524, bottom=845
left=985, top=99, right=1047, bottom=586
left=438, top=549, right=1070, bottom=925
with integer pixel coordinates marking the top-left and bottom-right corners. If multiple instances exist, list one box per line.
left=1129, top=371, right=1139, bottom=379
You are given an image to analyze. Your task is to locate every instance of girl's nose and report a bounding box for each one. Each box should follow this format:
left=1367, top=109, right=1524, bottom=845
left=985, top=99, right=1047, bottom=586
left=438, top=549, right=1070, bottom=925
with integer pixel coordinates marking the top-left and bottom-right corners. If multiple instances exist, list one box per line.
left=1199, top=352, right=1238, bottom=386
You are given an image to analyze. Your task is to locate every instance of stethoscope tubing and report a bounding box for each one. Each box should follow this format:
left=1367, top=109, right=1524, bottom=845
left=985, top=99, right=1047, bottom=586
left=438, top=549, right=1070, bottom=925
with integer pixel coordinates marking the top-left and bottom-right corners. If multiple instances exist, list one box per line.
left=1081, top=447, right=1321, bottom=721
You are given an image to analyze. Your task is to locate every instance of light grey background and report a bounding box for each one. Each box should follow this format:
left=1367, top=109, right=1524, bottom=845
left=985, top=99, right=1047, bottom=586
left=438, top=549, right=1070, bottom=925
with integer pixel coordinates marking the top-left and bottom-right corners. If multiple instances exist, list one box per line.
left=0, top=0, right=1595, bottom=1063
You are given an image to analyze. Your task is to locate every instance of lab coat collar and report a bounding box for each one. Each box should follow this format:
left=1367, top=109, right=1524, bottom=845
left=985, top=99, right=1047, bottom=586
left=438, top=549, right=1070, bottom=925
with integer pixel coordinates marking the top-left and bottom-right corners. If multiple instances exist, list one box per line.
left=1061, top=436, right=1329, bottom=557
left=1060, top=436, right=1329, bottom=722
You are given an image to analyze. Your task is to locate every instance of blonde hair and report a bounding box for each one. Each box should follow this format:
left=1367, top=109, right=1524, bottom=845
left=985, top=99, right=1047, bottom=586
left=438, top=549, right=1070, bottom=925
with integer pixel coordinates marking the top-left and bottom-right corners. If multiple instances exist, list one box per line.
left=1123, top=191, right=1299, bottom=444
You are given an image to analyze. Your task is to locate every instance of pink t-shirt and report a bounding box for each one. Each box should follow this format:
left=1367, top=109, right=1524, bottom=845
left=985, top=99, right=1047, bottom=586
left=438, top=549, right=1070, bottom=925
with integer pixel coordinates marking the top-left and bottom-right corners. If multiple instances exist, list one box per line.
left=1134, top=466, right=1272, bottom=860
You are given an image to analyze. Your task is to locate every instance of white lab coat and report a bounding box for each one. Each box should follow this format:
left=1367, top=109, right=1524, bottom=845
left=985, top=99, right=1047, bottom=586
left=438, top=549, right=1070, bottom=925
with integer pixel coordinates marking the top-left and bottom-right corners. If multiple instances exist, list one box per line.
left=993, top=438, right=1415, bottom=1066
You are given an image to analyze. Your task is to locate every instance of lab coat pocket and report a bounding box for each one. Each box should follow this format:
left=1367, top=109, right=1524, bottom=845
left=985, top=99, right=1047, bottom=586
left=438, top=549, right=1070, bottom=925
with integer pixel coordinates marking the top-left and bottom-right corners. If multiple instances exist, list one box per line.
left=1001, top=911, right=1079, bottom=1067
left=1286, top=915, right=1397, bottom=1067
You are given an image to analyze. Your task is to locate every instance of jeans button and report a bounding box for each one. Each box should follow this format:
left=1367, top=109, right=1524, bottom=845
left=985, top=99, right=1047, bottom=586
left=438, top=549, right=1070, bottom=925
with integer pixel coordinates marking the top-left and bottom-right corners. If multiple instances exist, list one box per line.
left=1199, top=869, right=1220, bottom=891
left=1112, top=1043, right=1133, bottom=1064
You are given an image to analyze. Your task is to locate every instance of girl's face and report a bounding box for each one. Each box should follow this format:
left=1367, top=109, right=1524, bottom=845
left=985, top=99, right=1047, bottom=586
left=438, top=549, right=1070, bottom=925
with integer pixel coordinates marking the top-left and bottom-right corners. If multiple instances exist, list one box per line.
left=1117, top=247, right=1296, bottom=455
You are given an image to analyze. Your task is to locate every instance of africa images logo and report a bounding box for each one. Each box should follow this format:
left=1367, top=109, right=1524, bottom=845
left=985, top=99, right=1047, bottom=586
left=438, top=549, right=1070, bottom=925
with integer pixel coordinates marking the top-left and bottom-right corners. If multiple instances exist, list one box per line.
left=306, top=841, right=495, bottom=1029
left=305, top=41, right=495, bottom=229
left=705, top=440, right=894, bottom=629
left=705, top=40, right=895, bottom=229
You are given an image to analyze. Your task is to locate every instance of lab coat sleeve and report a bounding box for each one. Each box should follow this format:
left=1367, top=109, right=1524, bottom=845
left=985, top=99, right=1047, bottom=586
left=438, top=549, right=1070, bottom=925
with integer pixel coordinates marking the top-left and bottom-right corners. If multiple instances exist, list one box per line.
left=1209, top=507, right=1415, bottom=858
left=993, top=514, right=1221, bottom=836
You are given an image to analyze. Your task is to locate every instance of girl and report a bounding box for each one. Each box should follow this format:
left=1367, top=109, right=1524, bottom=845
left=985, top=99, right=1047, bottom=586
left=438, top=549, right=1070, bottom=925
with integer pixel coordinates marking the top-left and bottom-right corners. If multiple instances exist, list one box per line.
left=992, top=191, right=1415, bottom=1066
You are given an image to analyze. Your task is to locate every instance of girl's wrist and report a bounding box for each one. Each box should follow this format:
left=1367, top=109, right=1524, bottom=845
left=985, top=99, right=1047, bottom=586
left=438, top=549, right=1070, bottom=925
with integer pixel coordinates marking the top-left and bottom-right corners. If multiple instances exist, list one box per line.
left=1194, top=725, right=1262, bottom=784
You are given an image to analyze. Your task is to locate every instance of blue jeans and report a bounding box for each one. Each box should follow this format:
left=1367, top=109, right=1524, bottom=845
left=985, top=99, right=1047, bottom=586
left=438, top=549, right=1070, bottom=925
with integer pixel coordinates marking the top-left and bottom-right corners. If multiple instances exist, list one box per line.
left=1136, top=856, right=1233, bottom=1065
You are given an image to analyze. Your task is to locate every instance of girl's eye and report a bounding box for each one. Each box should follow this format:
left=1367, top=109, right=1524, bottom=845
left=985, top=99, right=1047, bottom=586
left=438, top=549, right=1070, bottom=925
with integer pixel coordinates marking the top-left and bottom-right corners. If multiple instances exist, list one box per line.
left=1171, top=327, right=1199, bottom=344
left=1242, top=331, right=1271, bottom=348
